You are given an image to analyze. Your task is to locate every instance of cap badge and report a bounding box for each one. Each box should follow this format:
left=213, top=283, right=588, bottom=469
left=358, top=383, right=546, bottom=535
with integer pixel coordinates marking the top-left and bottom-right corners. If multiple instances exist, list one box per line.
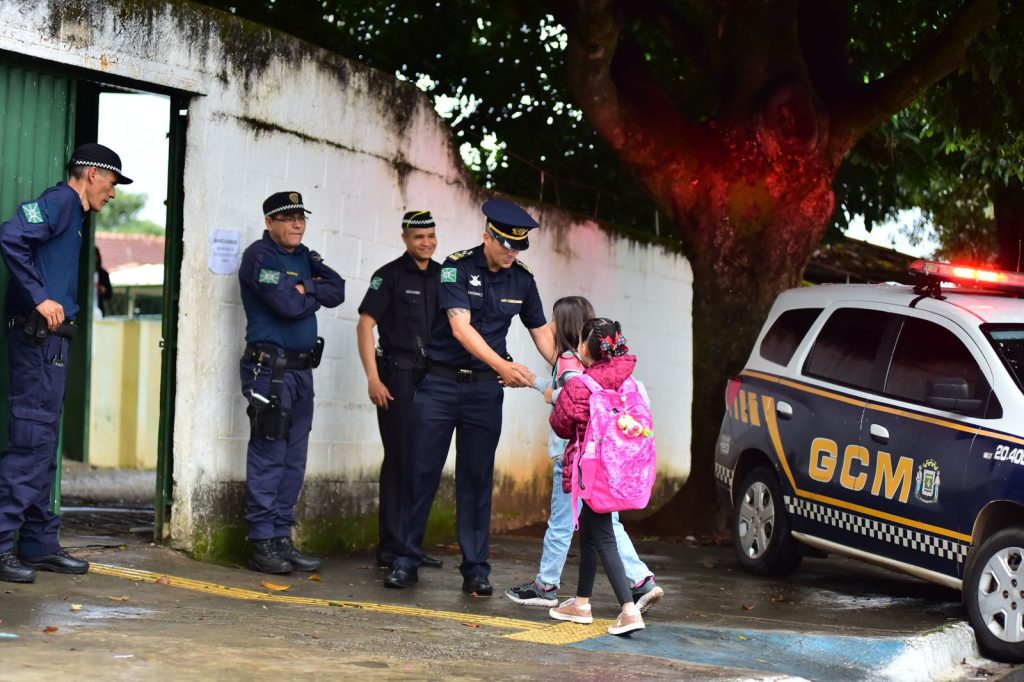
left=289, top=192, right=300, bottom=204
left=512, top=228, right=528, bottom=237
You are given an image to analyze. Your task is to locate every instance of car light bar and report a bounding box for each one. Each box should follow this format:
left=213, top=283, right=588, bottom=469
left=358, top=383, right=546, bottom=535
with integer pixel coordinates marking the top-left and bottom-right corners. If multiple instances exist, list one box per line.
left=909, top=259, right=1024, bottom=294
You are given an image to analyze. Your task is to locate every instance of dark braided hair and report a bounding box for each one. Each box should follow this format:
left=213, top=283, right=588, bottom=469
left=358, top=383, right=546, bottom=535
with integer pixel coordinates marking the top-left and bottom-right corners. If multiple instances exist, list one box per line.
left=581, top=318, right=629, bottom=362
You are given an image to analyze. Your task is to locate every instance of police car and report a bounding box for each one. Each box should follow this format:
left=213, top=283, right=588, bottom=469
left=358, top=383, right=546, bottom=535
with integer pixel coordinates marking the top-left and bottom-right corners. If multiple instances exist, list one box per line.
left=715, top=260, right=1024, bottom=662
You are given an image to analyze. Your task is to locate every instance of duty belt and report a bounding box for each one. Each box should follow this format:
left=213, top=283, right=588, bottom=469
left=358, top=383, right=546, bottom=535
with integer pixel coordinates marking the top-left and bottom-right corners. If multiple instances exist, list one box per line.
left=243, top=342, right=315, bottom=370
left=427, top=363, right=498, bottom=383
left=9, top=314, right=77, bottom=339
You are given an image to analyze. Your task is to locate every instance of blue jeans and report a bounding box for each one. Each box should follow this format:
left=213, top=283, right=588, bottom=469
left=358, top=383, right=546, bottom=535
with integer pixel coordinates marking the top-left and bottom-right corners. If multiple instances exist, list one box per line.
left=536, top=457, right=652, bottom=589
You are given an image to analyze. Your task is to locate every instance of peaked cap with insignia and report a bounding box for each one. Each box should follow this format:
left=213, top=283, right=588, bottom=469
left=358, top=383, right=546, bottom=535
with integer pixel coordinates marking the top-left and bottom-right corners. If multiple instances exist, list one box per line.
left=67, top=143, right=133, bottom=185
left=402, top=209, right=436, bottom=229
left=482, top=198, right=539, bottom=251
left=263, top=191, right=312, bottom=217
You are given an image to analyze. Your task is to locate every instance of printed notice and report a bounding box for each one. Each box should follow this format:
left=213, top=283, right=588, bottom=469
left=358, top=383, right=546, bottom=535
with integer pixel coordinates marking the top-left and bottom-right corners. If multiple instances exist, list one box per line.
left=209, top=229, right=242, bottom=275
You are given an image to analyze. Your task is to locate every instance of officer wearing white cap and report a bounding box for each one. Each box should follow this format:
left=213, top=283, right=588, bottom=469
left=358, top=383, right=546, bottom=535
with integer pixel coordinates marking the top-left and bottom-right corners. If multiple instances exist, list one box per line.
left=0, top=142, right=131, bottom=583
left=357, top=210, right=444, bottom=570
left=385, top=198, right=555, bottom=594
left=238, top=191, right=345, bottom=574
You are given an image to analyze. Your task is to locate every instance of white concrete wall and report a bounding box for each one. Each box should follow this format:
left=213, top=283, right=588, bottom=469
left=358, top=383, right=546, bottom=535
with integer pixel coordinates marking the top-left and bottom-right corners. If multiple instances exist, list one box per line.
left=0, top=0, right=693, bottom=549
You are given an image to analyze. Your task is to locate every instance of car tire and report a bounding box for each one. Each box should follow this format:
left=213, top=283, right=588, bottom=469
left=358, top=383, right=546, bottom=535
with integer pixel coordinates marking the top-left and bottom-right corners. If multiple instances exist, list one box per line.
left=732, top=466, right=802, bottom=576
left=964, top=528, right=1024, bottom=662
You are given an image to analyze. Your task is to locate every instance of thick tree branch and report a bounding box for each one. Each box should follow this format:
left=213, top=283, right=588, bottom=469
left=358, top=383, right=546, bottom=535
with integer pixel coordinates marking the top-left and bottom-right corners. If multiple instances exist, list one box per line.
left=614, top=0, right=719, bottom=80
left=561, top=0, right=704, bottom=202
left=831, top=0, right=1000, bottom=156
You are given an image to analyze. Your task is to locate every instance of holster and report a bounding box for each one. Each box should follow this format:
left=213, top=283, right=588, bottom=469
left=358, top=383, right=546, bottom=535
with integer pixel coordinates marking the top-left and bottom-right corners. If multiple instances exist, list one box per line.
left=246, top=348, right=296, bottom=441
left=11, top=310, right=77, bottom=346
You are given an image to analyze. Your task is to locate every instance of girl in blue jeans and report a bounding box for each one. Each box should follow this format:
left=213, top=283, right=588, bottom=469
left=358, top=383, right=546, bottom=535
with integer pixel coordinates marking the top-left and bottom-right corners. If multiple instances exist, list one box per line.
left=504, top=296, right=664, bottom=612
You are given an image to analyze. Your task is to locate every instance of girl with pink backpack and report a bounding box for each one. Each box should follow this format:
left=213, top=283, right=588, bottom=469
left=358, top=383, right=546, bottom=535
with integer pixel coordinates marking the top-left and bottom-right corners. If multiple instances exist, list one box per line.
left=548, top=318, right=654, bottom=635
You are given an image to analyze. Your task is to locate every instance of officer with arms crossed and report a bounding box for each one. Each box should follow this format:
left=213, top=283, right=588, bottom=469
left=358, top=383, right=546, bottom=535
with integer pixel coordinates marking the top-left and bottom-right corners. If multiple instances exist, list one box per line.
left=356, top=210, right=444, bottom=570
left=0, top=143, right=131, bottom=583
left=239, top=192, right=345, bottom=574
left=385, top=198, right=555, bottom=594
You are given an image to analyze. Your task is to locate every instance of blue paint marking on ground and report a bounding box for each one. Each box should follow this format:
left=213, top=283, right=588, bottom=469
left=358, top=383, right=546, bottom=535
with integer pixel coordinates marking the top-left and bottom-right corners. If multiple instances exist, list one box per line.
left=570, top=623, right=908, bottom=681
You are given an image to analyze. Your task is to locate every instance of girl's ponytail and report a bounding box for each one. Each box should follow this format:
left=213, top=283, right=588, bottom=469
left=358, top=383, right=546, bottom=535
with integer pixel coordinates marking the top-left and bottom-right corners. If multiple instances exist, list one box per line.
left=582, top=318, right=629, bottom=362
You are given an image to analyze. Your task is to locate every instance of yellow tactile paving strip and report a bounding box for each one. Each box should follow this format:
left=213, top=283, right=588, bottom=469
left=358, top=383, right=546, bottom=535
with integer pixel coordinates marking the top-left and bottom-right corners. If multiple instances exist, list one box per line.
left=90, top=563, right=611, bottom=644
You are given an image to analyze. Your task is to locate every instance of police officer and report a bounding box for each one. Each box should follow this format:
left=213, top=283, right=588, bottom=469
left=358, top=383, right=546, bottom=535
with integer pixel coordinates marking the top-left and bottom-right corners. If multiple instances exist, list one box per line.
left=356, top=210, right=444, bottom=570
left=0, top=143, right=131, bottom=583
left=238, top=191, right=345, bottom=574
left=385, top=198, right=555, bottom=593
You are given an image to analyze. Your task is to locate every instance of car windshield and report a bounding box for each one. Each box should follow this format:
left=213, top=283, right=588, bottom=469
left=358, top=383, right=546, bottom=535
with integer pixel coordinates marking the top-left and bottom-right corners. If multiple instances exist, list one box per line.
left=984, top=324, right=1024, bottom=392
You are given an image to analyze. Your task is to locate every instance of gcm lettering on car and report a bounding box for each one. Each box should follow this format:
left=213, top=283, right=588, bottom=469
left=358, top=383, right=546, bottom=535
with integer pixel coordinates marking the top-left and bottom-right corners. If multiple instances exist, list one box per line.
left=715, top=260, right=1024, bottom=663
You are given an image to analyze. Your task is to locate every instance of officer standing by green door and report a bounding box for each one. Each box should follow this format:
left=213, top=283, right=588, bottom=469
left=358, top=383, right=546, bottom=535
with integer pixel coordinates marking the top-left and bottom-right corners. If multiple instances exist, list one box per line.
left=0, top=143, right=131, bottom=583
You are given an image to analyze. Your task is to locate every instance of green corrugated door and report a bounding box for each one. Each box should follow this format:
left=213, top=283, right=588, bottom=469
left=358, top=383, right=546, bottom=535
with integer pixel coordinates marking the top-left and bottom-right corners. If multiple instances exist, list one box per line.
left=0, top=59, right=77, bottom=513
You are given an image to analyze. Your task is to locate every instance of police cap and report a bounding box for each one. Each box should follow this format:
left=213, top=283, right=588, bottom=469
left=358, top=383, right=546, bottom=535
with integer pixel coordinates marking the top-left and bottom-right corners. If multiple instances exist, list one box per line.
left=402, top=210, right=436, bottom=229
left=263, top=191, right=312, bottom=217
left=482, top=198, right=539, bottom=251
left=67, top=143, right=133, bottom=185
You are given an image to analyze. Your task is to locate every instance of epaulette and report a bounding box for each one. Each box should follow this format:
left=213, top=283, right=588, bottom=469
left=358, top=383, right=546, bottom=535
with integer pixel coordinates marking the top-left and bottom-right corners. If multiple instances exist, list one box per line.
left=447, top=248, right=475, bottom=261
left=514, top=259, right=534, bottom=276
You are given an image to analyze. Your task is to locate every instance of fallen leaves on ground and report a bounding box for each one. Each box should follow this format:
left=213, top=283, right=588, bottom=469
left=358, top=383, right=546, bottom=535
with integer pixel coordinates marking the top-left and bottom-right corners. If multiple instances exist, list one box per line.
left=461, top=622, right=481, bottom=628
left=261, top=580, right=290, bottom=592
left=107, top=596, right=130, bottom=601
left=741, top=603, right=755, bottom=610
left=155, top=576, right=171, bottom=586
left=308, top=575, right=321, bottom=582
left=69, top=605, right=82, bottom=612
left=43, top=626, right=58, bottom=633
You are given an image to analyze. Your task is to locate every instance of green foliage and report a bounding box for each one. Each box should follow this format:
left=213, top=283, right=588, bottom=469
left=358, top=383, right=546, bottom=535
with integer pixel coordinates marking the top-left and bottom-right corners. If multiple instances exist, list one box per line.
left=95, top=191, right=165, bottom=235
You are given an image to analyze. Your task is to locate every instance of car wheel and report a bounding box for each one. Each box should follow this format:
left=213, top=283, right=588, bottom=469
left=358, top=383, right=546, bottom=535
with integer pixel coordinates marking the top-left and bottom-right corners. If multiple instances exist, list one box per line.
left=733, top=466, right=802, bottom=576
left=964, top=528, right=1024, bottom=662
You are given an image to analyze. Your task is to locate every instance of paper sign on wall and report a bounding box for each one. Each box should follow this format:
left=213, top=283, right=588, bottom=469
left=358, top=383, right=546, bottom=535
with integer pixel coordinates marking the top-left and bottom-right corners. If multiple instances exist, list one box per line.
left=209, top=229, right=242, bottom=275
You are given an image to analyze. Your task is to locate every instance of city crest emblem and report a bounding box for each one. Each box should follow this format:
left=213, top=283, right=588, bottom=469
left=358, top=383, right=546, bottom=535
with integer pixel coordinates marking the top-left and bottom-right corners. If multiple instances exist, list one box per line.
left=914, top=459, right=941, bottom=504
left=21, top=202, right=44, bottom=224
left=469, top=274, right=481, bottom=287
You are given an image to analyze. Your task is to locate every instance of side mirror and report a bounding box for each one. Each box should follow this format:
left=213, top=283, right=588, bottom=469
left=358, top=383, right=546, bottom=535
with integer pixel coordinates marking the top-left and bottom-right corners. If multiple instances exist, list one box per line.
left=926, top=377, right=983, bottom=415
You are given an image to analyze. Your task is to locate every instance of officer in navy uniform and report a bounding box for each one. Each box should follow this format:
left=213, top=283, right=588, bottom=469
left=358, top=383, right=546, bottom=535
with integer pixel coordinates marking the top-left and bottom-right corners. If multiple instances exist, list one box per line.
left=385, top=198, right=555, bottom=593
left=238, top=191, right=345, bottom=574
left=0, top=143, right=131, bottom=583
left=356, top=210, right=444, bottom=570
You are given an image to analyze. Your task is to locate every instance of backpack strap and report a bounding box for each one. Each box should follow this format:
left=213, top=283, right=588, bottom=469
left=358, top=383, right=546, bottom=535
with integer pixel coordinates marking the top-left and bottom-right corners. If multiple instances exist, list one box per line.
left=574, top=373, right=602, bottom=394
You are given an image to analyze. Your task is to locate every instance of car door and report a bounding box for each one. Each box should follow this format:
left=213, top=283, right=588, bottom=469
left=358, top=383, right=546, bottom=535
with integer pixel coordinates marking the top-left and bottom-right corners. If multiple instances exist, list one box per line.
left=771, top=307, right=890, bottom=539
left=861, top=312, right=986, bottom=580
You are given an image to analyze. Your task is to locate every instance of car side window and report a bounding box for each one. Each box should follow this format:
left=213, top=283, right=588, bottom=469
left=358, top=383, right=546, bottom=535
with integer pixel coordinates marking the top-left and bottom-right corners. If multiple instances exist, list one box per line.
left=884, top=316, right=996, bottom=416
left=804, top=308, right=890, bottom=390
left=759, top=308, right=823, bottom=366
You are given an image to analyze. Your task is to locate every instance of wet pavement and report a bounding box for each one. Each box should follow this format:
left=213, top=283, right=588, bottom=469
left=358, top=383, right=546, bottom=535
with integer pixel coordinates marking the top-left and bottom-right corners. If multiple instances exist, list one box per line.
left=0, top=527, right=1018, bottom=681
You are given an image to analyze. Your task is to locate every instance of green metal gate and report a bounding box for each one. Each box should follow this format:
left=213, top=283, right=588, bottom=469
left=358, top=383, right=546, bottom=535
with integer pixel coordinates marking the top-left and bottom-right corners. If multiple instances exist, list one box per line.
left=0, top=61, right=77, bottom=513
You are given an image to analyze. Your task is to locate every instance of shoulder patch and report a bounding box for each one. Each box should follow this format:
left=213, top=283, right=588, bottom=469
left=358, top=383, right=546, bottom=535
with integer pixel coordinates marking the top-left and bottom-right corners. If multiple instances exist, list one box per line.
left=447, top=249, right=475, bottom=261
left=21, top=202, right=44, bottom=224
left=258, top=268, right=281, bottom=285
left=514, top=259, right=534, bottom=276
left=441, top=267, right=458, bottom=283
left=369, top=276, right=383, bottom=290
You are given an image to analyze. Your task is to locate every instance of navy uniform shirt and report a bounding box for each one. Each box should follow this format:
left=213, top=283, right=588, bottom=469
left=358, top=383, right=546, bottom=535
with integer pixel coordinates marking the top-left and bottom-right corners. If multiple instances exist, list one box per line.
left=428, top=245, right=546, bottom=370
left=0, top=183, right=86, bottom=319
left=238, top=231, right=345, bottom=351
left=358, top=252, right=440, bottom=355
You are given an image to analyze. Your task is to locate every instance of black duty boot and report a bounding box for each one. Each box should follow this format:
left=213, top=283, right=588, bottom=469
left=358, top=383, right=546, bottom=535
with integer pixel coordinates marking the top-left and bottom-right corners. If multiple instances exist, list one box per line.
left=248, top=539, right=292, bottom=575
left=271, top=537, right=321, bottom=572
left=19, top=547, right=89, bottom=574
left=0, top=552, right=36, bottom=583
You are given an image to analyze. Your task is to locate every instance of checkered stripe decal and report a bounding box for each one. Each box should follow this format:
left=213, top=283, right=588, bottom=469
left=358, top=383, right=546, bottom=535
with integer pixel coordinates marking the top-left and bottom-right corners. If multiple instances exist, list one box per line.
left=784, top=496, right=969, bottom=563
left=715, top=463, right=734, bottom=488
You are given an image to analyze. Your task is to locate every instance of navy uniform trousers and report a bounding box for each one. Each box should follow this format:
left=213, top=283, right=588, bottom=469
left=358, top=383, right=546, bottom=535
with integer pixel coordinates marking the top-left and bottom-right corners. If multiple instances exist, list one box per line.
left=394, top=372, right=503, bottom=579
left=375, top=358, right=420, bottom=559
left=239, top=358, right=315, bottom=540
left=0, top=331, right=71, bottom=556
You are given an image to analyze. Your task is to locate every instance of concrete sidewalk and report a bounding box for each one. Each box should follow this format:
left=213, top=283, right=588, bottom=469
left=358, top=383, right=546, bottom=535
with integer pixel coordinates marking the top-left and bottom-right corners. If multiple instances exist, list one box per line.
left=0, top=531, right=1014, bottom=681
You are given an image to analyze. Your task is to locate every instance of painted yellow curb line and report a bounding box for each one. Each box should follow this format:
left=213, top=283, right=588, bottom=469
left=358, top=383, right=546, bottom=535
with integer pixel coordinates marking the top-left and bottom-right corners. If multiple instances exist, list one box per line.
left=90, top=563, right=611, bottom=644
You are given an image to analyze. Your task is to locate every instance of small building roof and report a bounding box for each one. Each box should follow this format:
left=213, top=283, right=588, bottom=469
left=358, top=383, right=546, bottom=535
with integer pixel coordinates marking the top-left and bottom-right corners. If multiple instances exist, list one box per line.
left=96, top=233, right=165, bottom=272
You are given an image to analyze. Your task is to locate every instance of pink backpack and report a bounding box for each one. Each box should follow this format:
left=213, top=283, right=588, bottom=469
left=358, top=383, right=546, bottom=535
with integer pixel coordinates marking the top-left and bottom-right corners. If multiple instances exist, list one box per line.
left=571, top=374, right=657, bottom=515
